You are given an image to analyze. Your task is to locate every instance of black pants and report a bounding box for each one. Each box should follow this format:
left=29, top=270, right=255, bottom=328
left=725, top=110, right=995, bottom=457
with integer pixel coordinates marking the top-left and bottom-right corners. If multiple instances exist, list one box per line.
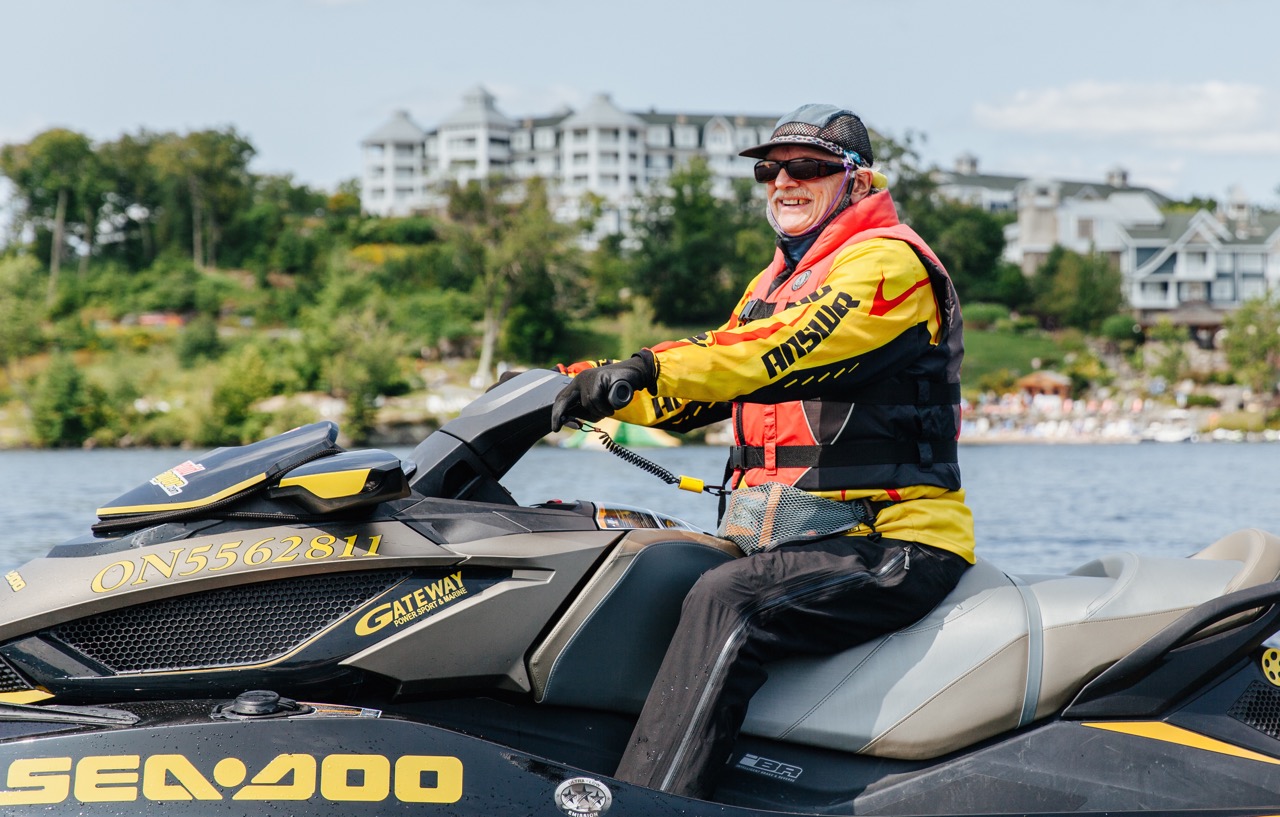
left=614, top=536, right=968, bottom=799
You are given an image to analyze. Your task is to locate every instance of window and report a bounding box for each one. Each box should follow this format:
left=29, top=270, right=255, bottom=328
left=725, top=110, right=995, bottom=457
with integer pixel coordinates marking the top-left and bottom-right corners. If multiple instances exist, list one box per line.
left=572, top=129, right=589, bottom=143
left=647, top=126, right=670, bottom=147
left=449, top=137, right=477, bottom=149
left=394, top=167, right=414, bottom=179
left=394, top=144, right=417, bottom=157
left=535, top=128, right=557, bottom=149
left=1076, top=218, right=1094, bottom=241
left=572, top=174, right=588, bottom=185
left=1212, top=278, right=1236, bottom=302
left=601, top=174, right=619, bottom=187
left=1238, top=252, right=1264, bottom=273
left=512, top=132, right=531, bottom=151
left=1179, top=282, right=1208, bottom=301
left=600, top=128, right=620, bottom=143
left=572, top=152, right=589, bottom=166
left=369, top=187, right=385, bottom=199
left=1240, top=277, right=1267, bottom=299
left=600, top=152, right=619, bottom=166
left=365, top=144, right=385, bottom=157
left=394, top=187, right=414, bottom=199
left=368, top=167, right=385, bottom=178
left=1216, top=252, right=1234, bottom=272
left=674, top=125, right=698, bottom=148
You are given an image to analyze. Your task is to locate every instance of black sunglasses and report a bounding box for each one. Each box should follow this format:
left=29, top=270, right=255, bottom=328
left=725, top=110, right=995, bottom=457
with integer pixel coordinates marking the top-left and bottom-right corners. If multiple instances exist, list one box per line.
left=753, top=158, right=849, bottom=183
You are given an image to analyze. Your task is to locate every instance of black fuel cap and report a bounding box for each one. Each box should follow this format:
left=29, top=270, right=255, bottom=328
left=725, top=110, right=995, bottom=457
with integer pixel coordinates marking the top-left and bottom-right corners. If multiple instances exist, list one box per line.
left=213, top=690, right=312, bottom=720
left=229, top=690, right=281, bottom=716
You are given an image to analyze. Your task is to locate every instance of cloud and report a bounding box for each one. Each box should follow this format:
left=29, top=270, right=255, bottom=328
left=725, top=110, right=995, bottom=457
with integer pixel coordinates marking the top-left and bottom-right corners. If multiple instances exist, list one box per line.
left=974, top=81, right=1280, bottom=154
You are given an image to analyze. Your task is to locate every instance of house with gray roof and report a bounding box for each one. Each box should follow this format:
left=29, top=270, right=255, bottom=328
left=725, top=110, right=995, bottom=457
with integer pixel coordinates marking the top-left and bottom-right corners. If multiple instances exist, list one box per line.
left=939, top=155, right=1276, bottom=330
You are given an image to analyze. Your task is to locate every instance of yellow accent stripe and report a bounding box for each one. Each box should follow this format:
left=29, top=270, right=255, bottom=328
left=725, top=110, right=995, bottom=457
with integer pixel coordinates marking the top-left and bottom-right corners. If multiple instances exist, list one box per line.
left=97, top=474, right=266, bottom=516
left=1084, top=721, right=1280, bottom=765
left=0, top=690, right=54, bottom=704
left=278, top=469, right=371, bottom=499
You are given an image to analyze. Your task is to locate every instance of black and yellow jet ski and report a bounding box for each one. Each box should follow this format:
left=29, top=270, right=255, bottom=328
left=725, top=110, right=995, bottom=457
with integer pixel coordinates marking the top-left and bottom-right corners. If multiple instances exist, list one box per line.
left=2, top=369, right=1280, bottom=815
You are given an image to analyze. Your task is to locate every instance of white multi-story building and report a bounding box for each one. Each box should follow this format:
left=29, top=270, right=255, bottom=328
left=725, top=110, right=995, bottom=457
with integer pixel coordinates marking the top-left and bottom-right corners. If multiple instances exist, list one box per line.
left=359, top=87, right=777, bottom=224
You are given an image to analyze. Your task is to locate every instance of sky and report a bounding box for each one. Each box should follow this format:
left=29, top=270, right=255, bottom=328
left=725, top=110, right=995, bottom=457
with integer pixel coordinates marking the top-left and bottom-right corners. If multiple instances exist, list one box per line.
left=1, top=0, right=1278, bottom=208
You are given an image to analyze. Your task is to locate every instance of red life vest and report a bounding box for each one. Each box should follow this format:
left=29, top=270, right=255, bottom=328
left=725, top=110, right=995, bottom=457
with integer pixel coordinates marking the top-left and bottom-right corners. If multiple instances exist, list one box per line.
left=728, top=193, right=964, bottom=494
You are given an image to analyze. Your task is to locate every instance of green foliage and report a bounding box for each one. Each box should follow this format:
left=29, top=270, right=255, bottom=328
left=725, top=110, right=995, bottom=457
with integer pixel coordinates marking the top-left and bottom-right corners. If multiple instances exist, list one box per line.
left=1222, top=294, right=1280, bottom=394
left=1100, top=313, right=1143, bottom=348
left=316, top=310, right=408, bottom=444
left=200, top=342, right=299, bottom=445
left=1030, top=246, right=1126, bottom=331
left=0, top=257, right=46, bottom=369
left=1145, top=318, right=1189, bottom=384
left=175, top=315, right=224, bottom=368
left=443, top=176, right=584, bottom=380
left=354, top=216, right=438, bottom=245
left=910, top=201, right=1006, bottom=303
left=29, top=355, right=109, bottom=447
left=629, top=158, right=766, bottom=326
left=962, top=302, right=1010, bottom=331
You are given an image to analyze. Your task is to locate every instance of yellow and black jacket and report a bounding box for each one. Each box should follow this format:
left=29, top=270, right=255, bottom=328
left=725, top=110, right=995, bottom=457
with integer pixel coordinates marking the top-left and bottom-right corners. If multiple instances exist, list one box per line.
left=571, top=191, right=973, bottom=562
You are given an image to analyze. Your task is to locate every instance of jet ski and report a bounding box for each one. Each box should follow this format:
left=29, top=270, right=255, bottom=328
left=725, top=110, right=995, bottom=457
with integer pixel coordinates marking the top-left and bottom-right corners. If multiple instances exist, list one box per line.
left=1, top=368, right=1279, bottom=816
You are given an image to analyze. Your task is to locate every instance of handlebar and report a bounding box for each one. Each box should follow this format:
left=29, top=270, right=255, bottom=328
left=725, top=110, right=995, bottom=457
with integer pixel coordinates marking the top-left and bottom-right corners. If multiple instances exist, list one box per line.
left=608, top=380, right=634, bottom=410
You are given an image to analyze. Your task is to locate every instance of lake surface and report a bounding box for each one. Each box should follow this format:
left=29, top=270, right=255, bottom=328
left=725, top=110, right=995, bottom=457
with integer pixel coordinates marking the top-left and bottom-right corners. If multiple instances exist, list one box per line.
left=1, top=442, right=1278, bottom=575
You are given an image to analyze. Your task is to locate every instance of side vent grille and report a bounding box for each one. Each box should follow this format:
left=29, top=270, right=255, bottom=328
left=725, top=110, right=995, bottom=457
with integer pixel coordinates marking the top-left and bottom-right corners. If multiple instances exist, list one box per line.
left=1228, top=681, right=1280, bottom=740
left=51, top=569, right=410, bottom=673
left=0, top=656, right=33, bottom=693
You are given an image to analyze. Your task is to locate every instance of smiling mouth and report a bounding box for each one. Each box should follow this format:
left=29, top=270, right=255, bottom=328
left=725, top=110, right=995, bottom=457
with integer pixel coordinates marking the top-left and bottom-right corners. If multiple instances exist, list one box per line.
left=777, top=197, right=811, bottom=207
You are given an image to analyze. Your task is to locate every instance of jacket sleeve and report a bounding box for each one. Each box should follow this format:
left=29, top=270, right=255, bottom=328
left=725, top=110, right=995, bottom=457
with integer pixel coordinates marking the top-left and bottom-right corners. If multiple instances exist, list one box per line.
left=648, top=238, right=943, bottom=404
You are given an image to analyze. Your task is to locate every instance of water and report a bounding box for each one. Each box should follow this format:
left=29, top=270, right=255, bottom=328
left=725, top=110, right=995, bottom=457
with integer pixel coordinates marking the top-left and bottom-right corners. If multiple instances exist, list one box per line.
left=1, top=443, right=1278, bottom=575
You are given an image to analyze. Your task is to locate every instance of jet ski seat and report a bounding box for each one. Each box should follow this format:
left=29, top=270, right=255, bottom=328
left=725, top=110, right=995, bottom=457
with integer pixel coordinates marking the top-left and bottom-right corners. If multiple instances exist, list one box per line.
left=528, top=528, right=1280, bottom=760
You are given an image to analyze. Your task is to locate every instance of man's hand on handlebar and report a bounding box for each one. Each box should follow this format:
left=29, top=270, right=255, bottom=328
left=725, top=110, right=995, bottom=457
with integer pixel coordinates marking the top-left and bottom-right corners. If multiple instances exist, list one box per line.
left=550, top=353, right=656, bottom=432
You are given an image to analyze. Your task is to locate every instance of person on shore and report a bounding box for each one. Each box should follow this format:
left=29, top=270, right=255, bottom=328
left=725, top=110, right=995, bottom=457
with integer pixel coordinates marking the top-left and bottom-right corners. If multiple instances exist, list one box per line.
left=550, top=104, right=974, bottom=800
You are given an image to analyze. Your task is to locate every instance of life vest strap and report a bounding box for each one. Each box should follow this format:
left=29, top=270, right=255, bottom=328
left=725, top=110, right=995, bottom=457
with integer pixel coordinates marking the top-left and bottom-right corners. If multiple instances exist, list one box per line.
left=729, top=438, right=958, bottom=470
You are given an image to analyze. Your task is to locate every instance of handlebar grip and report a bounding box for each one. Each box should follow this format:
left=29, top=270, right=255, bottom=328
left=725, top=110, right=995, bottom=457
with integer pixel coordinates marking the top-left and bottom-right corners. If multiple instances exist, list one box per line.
left=608, top=380, right=634, bottom=410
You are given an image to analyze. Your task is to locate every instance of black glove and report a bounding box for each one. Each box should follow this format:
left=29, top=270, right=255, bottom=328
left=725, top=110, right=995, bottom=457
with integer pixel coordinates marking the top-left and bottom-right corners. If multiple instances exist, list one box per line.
left=550, top=353, right=657, bottom=432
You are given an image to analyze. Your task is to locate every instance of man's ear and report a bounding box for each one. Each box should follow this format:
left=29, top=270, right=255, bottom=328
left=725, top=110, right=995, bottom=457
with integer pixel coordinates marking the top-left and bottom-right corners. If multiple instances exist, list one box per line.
left=851, top=169, right=873, bottom=197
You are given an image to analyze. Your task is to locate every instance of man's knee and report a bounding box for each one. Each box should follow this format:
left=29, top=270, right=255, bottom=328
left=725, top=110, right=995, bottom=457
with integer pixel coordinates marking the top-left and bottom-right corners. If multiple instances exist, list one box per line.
left=685, top=559, right=767, bottom=612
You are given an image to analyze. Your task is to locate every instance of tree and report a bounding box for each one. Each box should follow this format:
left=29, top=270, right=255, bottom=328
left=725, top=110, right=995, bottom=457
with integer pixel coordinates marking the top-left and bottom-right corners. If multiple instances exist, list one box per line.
left=630, top=158, right=753, bottom=326
left=150, top=128, right=256, bottom=269
left=30, top=354, right=107, bottom=447
left=0, top=128, right=100, bottom=301
left=445, top=176, right=583, bottom=382
left=0, top=257, right=45, bottom=380
left=1223, top=295, right=1280, bottom=395
left=1030, top=246, right=1126, bottom=331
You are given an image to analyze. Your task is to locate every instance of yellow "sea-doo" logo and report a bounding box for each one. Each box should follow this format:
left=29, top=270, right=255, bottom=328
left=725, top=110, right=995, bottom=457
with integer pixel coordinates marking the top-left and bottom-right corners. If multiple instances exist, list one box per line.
left=90, top=533, right=384, bottom=594
left=0, top=752, right=462, bottom=805
left=355, top=571, right=468, bottom=636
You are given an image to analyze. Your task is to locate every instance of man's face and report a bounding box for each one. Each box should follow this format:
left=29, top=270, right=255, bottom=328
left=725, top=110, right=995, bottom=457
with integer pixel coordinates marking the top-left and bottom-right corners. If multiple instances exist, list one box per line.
left=765, top=145, right=850, bottom=235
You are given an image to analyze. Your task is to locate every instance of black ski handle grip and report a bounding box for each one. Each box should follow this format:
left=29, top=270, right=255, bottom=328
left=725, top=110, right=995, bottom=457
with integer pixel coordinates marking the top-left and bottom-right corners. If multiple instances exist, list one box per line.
left=609, top=381, right=634, bottom=409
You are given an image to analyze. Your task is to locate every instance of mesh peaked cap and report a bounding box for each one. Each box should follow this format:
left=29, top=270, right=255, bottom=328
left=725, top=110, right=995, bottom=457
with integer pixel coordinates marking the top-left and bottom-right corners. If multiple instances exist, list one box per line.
left=739, top=104, right=874, bottom=166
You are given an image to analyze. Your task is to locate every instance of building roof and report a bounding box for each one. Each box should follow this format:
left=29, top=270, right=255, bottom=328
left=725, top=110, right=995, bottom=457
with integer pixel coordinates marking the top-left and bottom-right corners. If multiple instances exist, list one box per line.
left=559, top=94, right=647, bottom=129
left=936, top=169, right=1170, bottom=205
left=438, top=85, right=515, bottom=130
left=362, top=110, right=428, bottom=144
left=636, top=110, right=778, bottom=128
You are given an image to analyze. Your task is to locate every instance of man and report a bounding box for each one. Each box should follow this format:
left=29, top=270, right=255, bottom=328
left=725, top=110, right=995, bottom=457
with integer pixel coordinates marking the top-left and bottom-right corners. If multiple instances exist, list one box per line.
left=551, top=104, right=974, bottom=800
